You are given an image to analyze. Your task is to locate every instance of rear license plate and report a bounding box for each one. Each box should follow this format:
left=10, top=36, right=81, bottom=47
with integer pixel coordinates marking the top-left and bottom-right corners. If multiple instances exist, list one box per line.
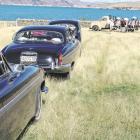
left=20, top=56, right=37, bottom=63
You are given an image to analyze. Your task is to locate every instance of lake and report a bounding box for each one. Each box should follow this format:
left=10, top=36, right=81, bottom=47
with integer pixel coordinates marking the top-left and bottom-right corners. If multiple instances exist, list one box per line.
left=0, top=5, right=140, bottom=21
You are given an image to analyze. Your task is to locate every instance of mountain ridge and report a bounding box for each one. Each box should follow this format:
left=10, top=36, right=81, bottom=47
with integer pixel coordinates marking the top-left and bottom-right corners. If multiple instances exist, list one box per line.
left=0, top=0, right=140, bottom=9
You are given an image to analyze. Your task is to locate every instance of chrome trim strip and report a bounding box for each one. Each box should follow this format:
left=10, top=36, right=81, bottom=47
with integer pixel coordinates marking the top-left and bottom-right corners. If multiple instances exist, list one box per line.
left=41, top=64, right=71, bottom=70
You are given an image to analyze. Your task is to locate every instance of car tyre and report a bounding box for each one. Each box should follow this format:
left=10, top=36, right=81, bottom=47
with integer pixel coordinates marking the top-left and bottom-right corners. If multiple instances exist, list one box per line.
left=34, top=90, right=42, bottom=121
left=62, top=72, right=70, bottom=79
left=92, top=25, right=99, bottom=31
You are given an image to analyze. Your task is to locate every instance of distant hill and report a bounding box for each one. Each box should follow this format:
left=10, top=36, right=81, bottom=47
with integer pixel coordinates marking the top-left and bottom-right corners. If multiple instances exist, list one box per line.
left=0, top=0, right=85, bottom=7
left=0, top=0, right=140, bottom=9
left=90, top=2, right=140, bottom=10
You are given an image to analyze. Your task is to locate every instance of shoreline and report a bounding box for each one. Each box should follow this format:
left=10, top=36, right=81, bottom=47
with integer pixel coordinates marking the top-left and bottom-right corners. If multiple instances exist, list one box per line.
left=0, top=4, right=140, bottom=11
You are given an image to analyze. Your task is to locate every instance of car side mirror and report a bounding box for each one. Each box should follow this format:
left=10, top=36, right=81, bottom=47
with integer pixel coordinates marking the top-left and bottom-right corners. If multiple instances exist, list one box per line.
left=0, top=61, right=5, bottom=75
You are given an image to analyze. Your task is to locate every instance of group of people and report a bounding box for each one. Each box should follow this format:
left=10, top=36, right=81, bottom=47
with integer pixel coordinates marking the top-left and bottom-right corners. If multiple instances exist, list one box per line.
left=109, top=16, right=139, bottom=32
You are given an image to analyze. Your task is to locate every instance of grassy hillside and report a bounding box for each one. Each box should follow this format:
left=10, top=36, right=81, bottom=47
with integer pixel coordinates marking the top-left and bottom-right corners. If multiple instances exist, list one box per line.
left=0, top=27, right=140, bottom=140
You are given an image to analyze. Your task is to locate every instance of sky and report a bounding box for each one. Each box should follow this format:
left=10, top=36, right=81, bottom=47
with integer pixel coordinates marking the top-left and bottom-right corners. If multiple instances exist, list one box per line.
left=81, top=0, right=140, bottom=2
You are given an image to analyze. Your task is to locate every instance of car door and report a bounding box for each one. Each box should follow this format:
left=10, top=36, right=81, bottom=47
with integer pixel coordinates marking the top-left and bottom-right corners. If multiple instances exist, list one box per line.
left=0, top=72, right=12, bottom=140
left=63, top=33, right=80, bottom=65
left=70, top=38, right=81, bottom=59
left=0, top=62, right=40, bottom=140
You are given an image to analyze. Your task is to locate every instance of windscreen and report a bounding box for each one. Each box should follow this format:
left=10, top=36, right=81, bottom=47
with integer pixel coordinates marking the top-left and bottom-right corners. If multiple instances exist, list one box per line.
left=14, top=30, right=64, bottom=44
left=0, top=53, right=10, bottom=75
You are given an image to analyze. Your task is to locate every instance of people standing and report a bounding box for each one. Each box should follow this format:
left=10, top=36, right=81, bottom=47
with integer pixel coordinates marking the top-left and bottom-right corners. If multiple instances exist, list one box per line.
left=115, top=17, right=121, bottom=31
left=120, top=18, right=126, bottom=32
left=124, top=18, right=129, bottom=32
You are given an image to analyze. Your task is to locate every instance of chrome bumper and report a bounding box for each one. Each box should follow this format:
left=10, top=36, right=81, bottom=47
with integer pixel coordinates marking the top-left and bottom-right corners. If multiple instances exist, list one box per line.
left=10, top=62, right=71, bottom=73
left=41, top=64, right=71, bottom=73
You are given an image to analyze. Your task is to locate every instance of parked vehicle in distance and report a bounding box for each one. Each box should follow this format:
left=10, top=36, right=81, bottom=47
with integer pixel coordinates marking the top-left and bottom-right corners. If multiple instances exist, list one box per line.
left=0, top=52, right=48, bottom=140
left=2, top=24, right=81, bottom=78
left=89, top=16, right=110, bottom=31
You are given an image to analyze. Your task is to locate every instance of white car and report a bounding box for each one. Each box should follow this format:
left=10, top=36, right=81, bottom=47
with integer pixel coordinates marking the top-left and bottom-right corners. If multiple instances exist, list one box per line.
left=89, top=16, right=111, bottom=31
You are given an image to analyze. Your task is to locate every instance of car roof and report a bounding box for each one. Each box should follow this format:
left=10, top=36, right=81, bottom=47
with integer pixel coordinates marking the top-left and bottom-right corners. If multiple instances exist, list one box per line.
left=49, top=19, right=79, bottom=23
left=17, top=25, right=68, bottom=35
left=49, top=20, right=80, bottom=27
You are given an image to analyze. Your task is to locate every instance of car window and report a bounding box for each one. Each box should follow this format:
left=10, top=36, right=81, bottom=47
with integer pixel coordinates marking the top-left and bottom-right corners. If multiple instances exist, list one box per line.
left=0, top=56, right=10, bottom=76
left=102, top=18, right=107, bottom=21
left=0, top=61, right=6, bottom=75
left=53, top=23, right=77, bottom=36
left=14, top=30, right=64, bottom=44
left=66, top=30, right=73, bottom=42
left=54, top=23, right=76, bottom=29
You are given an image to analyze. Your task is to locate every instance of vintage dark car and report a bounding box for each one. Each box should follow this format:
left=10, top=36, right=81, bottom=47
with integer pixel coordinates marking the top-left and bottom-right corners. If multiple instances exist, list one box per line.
left=2, top=23, right=81, bottom=78
left=0, top=52, right=48, bottom=140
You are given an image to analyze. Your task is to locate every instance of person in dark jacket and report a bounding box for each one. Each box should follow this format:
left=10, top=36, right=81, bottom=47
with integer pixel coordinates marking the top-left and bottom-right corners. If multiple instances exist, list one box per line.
left=120, top=18, right=126, bottom=32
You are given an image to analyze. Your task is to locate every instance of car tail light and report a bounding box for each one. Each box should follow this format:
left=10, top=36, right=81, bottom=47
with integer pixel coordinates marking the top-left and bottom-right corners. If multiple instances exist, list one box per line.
left=58, top=53, right=62, bottom=65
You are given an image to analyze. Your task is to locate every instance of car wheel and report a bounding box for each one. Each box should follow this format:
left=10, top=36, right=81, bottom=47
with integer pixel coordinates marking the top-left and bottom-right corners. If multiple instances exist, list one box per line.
left=131, top=29, right=135, bottom=32
left=62, top=64, right=73, bottom=79
left=66, top=72, right=71, bottom=79
left=34, top=90, right=42, bottom=121
left=92, top=25, right=99, bottom=31
left=62, top=72, right=70, bottom=79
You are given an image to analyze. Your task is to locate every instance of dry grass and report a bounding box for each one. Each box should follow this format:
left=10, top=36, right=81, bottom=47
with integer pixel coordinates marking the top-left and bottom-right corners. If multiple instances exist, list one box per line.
left=0, top=27, right=140, bottom=140
left=0, top=27, right=21, bottom=48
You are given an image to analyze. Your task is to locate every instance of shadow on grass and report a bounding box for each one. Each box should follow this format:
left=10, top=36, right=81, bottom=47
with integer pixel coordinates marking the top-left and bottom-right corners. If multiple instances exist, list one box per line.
left=45, top=73, right=70, bottom=81
left=93, top=83, right=140, bottom=96
left=102, top=83, right=140, bottom=94
left=16, top=118, right=34, bottom=140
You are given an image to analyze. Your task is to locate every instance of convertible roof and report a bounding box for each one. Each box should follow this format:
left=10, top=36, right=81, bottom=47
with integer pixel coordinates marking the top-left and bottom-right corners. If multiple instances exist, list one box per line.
left=17, top=25, right=67, bottom=35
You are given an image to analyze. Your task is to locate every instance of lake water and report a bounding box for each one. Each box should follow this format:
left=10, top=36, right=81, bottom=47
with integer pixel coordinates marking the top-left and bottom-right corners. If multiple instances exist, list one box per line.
left=0, top=5, right=140, bottom=21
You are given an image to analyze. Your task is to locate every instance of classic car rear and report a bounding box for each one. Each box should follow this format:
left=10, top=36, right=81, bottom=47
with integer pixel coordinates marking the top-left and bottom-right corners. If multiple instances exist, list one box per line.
left=0, top=52, right=47, bottom=140
left=2, top=25, right=81, bottom=77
